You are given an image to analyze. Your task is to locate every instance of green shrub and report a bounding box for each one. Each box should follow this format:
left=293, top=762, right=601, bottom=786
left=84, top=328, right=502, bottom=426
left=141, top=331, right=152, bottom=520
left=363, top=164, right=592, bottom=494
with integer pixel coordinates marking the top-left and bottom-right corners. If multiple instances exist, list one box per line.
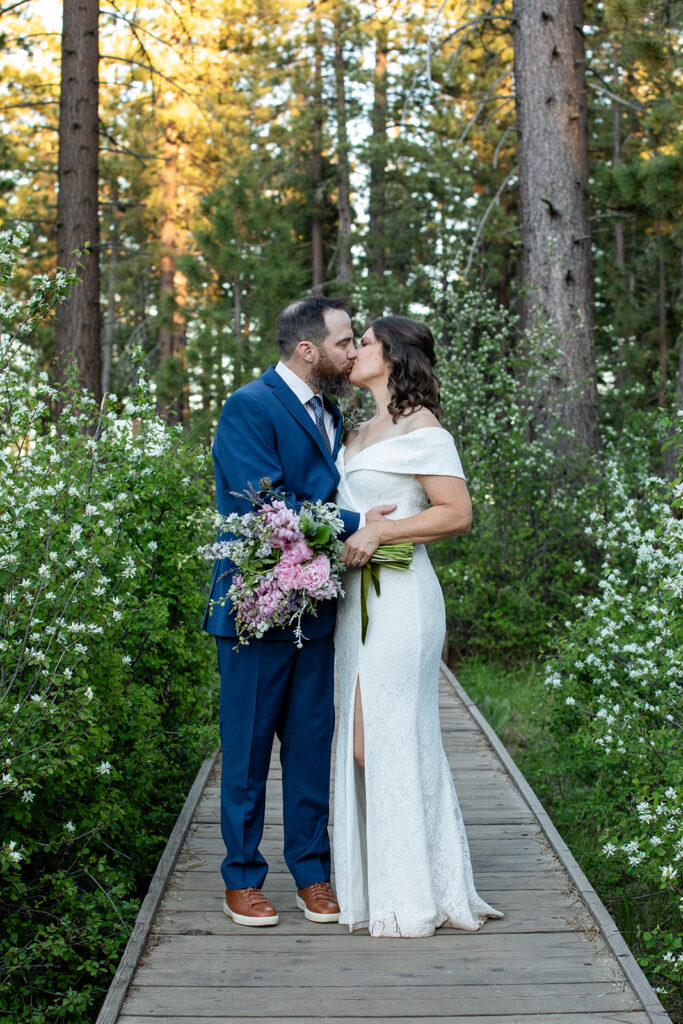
left=0, top=227, right=217, bottom=1022
left=539, top=429, right=682, bottom=1013
left=432, top=288, right=602, bottom=661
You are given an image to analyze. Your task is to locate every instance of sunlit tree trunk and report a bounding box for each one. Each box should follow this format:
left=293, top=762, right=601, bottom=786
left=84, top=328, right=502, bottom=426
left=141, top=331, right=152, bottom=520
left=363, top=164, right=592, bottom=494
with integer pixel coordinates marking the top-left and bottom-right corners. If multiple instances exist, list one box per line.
left=513, top=0, right=600, bottom=454
left=156, top=122, right=188, bottom=424
left=55, top=0, right=101, bottom=401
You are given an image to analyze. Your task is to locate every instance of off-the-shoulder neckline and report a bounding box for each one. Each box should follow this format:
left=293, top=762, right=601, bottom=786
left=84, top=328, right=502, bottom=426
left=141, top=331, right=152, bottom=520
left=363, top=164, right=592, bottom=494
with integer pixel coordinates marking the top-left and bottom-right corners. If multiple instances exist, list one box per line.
left=342, top=426, right=450, bottom=467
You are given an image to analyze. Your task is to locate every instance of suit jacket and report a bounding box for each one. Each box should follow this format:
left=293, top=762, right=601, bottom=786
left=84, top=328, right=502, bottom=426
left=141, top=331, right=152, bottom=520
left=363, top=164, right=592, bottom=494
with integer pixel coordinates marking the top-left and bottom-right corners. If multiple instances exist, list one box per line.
left=203, top=365, right=361, bottom=639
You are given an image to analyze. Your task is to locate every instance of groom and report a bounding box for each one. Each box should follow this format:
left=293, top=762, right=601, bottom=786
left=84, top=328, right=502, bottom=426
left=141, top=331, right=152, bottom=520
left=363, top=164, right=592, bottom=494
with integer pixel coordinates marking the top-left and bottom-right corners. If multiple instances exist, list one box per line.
left=204, top=296, right=394, bottom=927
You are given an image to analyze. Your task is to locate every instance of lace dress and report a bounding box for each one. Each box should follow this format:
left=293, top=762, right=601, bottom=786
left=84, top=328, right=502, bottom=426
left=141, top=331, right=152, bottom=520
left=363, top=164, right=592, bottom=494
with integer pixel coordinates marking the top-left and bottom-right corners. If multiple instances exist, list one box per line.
left=333, top=427, right=503, bottom=937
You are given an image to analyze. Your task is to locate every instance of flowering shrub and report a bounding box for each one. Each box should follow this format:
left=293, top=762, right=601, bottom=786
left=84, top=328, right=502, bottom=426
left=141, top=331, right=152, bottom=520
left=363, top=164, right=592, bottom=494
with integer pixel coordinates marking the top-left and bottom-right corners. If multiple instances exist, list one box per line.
left=0, top=228, right=217, bottom=1022
left=542, top=420, right=682, bottom=1010
left=432, top=288, right=599, bottom=661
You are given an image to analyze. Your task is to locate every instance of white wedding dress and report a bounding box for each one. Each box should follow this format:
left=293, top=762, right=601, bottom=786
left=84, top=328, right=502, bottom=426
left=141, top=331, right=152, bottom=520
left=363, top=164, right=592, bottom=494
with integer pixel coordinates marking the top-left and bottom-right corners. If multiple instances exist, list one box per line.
left=333, top=427, right=503, bottom=937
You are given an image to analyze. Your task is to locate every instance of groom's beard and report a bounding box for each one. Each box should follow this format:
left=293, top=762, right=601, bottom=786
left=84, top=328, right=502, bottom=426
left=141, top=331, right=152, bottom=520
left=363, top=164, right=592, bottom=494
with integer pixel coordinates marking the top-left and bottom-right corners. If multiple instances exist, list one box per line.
left=310, top=350, right=354, bottom=399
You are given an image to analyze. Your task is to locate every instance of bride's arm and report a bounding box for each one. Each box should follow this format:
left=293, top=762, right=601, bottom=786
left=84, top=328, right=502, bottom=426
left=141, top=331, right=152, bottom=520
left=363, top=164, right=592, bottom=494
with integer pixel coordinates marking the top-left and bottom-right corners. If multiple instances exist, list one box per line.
left=340, top=475, right=471, bottom=567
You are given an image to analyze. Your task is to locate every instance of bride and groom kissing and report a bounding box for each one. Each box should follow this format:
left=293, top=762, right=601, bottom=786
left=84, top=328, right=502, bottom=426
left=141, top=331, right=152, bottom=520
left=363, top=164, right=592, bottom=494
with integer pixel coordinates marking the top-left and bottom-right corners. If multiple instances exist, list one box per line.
left=203, top=296, right=502, bottom=938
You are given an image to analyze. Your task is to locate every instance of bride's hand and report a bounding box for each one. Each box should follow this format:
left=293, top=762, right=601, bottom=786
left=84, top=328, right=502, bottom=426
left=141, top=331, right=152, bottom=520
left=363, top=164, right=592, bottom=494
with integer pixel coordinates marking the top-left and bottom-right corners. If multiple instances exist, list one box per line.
left=342, top=527, right=382, bottom=568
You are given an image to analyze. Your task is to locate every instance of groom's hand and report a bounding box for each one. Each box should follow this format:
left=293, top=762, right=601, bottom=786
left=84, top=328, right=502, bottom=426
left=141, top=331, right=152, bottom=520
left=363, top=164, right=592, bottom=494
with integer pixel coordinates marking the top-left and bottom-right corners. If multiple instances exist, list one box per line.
left=365, top=503, right=396, bottom=525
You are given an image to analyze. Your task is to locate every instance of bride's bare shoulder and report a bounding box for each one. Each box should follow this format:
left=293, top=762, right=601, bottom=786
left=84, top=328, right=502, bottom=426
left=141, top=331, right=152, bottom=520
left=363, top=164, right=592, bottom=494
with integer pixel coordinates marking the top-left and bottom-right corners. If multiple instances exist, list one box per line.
left=404, top=408, right=443, bottom=432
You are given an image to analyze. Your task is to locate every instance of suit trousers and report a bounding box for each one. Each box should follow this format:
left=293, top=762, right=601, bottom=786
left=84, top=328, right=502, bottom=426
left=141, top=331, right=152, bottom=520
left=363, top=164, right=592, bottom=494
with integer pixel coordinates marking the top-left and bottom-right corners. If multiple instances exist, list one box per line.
left=216, top=634, right=335, bottom=891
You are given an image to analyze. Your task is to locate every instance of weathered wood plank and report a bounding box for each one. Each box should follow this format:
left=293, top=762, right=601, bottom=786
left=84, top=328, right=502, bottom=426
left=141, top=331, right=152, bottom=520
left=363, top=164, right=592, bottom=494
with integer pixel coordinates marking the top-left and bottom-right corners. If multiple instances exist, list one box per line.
left=132, top=931, right=615, bottom=958
left=122, top=983, right=643, bottom=1018
left=120, top=1015, right=653, bottom=1024
left=169, top=868, right=569, bottom=892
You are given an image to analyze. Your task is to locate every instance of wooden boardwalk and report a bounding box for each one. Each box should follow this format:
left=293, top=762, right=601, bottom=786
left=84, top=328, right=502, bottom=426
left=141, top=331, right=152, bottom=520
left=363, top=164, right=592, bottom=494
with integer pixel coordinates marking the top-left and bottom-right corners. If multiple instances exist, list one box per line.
left=99, top=665, right=672, bottom=1024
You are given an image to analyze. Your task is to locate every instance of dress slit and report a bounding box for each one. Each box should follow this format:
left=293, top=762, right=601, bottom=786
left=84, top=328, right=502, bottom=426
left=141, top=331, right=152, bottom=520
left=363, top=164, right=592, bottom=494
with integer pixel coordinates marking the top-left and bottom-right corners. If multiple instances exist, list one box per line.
left=342, top=673, right=369, bottom=930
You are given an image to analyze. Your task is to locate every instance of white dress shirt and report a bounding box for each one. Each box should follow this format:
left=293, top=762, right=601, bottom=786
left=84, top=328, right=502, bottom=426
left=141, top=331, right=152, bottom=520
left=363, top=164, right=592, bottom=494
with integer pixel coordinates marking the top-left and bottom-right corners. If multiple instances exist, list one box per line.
left=273, top=360, right=365, bottom=528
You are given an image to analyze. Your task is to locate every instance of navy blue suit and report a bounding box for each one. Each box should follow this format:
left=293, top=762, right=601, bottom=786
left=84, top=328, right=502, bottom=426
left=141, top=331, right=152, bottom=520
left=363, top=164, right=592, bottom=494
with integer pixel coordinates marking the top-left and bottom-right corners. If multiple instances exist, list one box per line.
left=204, top=365, right=361, bottom=891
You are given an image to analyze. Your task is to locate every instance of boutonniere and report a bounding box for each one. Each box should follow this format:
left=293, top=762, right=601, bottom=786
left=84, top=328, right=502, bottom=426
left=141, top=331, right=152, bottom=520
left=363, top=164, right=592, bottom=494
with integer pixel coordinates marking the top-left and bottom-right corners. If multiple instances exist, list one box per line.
left=340, top=402, right=361, bottom=440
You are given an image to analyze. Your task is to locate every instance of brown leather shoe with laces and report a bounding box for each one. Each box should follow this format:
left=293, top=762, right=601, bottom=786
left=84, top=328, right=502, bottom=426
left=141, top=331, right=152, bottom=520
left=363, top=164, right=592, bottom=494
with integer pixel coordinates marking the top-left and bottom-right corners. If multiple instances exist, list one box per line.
left=296, top=881, right=341, bottom=923
left=223, top=887, right=279, bottom=926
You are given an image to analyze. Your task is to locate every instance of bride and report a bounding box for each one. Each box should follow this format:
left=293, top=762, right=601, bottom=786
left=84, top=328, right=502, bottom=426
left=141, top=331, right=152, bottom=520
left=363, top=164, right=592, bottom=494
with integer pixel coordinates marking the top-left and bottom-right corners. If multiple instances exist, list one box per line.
left=333, top=314, right=503, bottom=938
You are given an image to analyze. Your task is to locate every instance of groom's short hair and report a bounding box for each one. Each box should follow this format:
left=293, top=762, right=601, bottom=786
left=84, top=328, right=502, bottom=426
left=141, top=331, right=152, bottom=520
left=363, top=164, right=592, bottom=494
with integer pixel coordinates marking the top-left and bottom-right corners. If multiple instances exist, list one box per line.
left=276, top=296, right=351, bottom=360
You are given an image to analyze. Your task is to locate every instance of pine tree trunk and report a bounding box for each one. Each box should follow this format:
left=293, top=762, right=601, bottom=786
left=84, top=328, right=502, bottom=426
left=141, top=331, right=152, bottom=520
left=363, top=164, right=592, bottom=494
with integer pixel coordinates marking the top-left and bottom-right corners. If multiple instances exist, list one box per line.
left=311, top=10, right=325, bottom=294
left=613, top=55, right=628, bottom=394
left=157, top=122, right=181, bottom=422
left=663, top=329, right=683, bottom=479
left=173, top=269, right=189, bottom=423
left=334, top=18, right=353, bottom=287
left=55, top=0, right=101, bottom=401
left=369, top=23, right=388, bottom=294
left=513, top=0, right=600, bottom=454
left=657, top=229, right=668, bottom=407
left=101, top=182, right=120, bottom=397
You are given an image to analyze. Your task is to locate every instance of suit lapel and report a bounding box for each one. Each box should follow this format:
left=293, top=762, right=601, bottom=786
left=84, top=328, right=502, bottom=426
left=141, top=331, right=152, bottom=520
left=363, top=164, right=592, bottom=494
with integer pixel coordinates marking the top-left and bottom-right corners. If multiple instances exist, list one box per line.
left=264, top=366, right=338, bottom=472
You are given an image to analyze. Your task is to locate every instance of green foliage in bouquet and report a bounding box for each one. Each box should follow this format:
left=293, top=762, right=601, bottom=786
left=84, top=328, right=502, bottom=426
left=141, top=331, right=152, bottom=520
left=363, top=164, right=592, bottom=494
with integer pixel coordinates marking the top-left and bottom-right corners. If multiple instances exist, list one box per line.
left=0, top=227, right=217, bottom=1023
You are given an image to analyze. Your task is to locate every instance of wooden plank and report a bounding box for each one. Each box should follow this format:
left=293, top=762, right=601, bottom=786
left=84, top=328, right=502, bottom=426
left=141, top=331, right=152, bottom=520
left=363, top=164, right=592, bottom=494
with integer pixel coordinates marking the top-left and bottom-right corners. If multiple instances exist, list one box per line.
left=169, top=868, right=567, bottom=892
left=153, top=908, right=583, bottom=937
left=95, top=752, right=220, bottom=1024
left=129, top=931, right=616, bottom=958
left=120, top=1015, right=653, bottom=1024
left=122, top=983, right=643, bottom=1018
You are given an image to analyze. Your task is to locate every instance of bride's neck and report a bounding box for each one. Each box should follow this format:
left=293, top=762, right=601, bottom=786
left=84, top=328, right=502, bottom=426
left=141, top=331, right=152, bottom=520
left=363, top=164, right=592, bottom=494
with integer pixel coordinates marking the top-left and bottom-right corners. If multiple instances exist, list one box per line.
left=368, top=382, right=393, bottom=425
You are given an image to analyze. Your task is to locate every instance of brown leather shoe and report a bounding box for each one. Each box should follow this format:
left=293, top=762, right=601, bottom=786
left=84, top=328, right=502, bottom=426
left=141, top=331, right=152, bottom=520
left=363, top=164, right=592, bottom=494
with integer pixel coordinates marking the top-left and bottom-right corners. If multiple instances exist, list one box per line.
left=223, top=887, right=278, bottom=927
left=296, top=881, right=340, bottom=923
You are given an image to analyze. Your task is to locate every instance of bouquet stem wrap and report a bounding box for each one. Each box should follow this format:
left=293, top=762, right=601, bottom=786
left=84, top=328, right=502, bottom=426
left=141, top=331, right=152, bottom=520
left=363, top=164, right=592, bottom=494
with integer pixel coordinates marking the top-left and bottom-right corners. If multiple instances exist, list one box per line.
left=360, top=543, right=413, bottom=643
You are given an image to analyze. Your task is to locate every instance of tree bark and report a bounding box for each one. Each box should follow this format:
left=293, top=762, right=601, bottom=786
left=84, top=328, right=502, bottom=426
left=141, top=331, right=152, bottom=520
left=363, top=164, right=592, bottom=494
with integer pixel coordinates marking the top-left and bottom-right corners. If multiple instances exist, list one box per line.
left=369, top=22, right=388, bottom=291
left=334, top=10, right=353, bottom=287
left=233, top=205, right=244, bottom=389
left=55, top=0, right=101, bottom=402
left=513, top=0, right=601, bottom=454
left=156, top=121, right=188, bottom=424
left=657, top=228, right=668, bottom=407
left=311, top=9, right=325, bottom=294
left=612, top=57, right=629, bottom=395
left=101, top=181, right=120, bottom=397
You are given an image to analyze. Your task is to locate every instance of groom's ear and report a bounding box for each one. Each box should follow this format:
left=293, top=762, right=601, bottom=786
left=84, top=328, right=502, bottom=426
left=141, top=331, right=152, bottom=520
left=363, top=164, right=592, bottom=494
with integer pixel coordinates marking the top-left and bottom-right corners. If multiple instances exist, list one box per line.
left=296, top=340, right=317, bottom=363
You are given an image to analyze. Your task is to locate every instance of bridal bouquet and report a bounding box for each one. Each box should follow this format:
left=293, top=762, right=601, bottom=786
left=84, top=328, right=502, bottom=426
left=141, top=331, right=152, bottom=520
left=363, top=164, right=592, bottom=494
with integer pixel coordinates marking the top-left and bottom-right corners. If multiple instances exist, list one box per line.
left=204, top=484, right=345, bottom=646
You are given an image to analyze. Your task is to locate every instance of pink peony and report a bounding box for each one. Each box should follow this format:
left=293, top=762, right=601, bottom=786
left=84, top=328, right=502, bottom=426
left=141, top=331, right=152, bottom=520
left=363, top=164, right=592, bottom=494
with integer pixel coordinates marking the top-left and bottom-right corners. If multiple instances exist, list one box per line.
left=284, top=539, right=315, bottom=564
left=297, top=554, right=331, bottom=593
left=274, top=559, right=304, bottom=592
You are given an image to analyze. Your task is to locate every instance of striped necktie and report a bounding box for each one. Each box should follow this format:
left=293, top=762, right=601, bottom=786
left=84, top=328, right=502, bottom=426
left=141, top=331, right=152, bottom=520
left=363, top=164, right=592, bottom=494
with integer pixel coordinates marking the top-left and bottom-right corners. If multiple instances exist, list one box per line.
left=308, top=394, right=331, bottom=453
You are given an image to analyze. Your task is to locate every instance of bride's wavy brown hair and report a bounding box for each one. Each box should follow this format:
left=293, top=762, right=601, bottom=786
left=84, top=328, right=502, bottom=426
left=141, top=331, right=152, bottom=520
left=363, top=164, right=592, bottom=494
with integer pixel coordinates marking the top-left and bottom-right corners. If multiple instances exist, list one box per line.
left=371, top=315, right=443, bottom=424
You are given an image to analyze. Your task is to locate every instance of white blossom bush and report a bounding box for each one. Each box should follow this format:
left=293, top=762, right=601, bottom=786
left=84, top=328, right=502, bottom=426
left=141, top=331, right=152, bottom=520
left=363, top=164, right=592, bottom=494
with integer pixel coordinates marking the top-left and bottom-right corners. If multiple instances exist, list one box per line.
left=433, top=287, right=600, bottom=660
left=0, top=229, right=216, bottom=1023
left=543, top=422, right=682, bottom=1006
